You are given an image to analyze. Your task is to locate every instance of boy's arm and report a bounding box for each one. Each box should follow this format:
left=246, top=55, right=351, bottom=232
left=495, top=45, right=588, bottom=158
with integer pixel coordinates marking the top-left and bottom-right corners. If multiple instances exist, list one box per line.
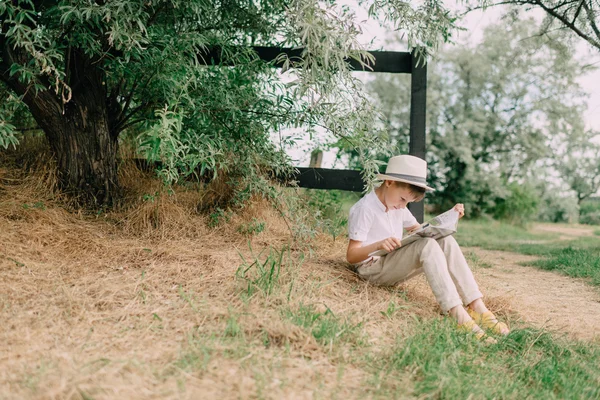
left=346, top=238, right=401, bottom=264
left=405, top=223, right=421, bottom=233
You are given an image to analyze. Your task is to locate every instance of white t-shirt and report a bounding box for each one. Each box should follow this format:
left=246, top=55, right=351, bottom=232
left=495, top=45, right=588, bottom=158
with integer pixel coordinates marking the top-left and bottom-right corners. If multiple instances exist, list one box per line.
left=348, top=190, right=419, bottom=247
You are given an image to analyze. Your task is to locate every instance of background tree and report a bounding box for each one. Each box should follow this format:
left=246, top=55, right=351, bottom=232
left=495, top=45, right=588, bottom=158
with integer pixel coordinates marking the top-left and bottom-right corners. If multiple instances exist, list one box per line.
left=0, top=0, right=457, bottom=207
left=556, top=131, right=600, bottom=208
left=354, top=18, right=591, bottom=218
left=0, top=0, right=293, bottom=205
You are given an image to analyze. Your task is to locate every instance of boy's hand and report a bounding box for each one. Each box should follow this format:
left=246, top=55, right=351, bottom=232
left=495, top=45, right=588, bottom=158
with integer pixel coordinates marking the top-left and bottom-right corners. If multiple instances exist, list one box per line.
left=453, top=203, right=465, bottom=219
left=377, top=237, right=402, bottom=253
left=406, top=223, right=425, bottom=233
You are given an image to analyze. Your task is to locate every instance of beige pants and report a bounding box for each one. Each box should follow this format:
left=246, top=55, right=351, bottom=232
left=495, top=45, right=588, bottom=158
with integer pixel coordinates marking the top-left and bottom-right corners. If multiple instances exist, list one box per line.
left=356, top=236, right=482, bottom=312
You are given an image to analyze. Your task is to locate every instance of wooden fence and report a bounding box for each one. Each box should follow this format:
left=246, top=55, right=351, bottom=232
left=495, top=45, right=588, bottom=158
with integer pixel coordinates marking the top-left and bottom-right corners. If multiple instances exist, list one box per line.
left=198, top=46, right=428, bottom=222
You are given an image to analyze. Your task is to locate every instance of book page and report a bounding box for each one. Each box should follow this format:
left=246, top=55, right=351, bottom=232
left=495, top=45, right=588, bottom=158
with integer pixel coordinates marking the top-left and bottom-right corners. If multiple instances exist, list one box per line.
left=428, top=209, right=460, bottom=230
left=367, top=208, right=460, bottom=257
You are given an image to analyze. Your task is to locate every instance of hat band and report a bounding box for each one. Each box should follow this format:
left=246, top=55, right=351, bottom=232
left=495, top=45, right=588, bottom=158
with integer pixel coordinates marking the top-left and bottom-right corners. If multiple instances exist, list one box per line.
left=384, top=172, right=427, bottom=184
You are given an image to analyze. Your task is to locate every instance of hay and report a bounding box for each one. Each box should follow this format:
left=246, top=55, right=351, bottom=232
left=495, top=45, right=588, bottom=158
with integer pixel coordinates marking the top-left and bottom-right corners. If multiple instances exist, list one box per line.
left=0, top=154, right=426, bottom=398
left=0, top=152, right=366, bottom=398
left=3, top=150, right=593, bottom=399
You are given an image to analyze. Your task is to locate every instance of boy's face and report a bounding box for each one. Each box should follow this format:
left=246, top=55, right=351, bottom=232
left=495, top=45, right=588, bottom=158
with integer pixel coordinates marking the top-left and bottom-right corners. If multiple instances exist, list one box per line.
left=384, top=181, right=418, bottom=210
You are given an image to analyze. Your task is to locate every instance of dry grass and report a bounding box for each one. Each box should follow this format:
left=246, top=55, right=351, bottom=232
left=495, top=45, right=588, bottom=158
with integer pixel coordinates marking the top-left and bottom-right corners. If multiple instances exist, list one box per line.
left=4, top=146, right=588, bottom=399
left=0, top=149, right=444, bottom=399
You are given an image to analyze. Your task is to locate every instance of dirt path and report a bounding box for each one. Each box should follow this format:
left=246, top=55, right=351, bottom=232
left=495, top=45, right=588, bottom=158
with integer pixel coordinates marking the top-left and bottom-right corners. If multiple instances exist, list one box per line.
left=465, top=246, right=600, bottom=342
left=531, top=222, right=596, bottom=240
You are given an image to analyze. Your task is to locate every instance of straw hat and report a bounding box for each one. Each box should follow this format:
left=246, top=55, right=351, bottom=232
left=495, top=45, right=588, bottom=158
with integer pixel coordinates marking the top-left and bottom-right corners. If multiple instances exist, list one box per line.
left=376, top=155, right=434, bottom=191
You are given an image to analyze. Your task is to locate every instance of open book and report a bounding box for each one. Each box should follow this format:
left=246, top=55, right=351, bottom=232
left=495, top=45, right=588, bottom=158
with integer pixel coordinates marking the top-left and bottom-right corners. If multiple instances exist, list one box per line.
left=368, top=208, right=460, bottom=257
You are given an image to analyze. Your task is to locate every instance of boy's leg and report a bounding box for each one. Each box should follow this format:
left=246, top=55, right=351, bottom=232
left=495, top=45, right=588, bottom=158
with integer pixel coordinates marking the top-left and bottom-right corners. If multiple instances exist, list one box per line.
left=358, top=238, right=463, bottom=312
left=436, top=236, right=483, bottom=306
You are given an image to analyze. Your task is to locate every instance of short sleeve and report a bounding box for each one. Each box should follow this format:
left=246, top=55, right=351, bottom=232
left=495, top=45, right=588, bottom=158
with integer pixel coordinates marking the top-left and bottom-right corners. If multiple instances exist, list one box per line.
left=347, top=204, right=373, bottom=242
left=402, top=209, right=419, bottom=228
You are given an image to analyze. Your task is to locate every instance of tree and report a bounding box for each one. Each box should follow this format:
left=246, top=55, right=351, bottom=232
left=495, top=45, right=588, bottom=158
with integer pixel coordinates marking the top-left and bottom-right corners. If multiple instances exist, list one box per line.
left=556, top=131, right=600, bottom=207
left=0, top=0, right=291, bottom=205
left=466, top=0, right=600, bottom=52
left=0, top=0, right=457, bottom=206
left=360, top=18, right=591, bottom=216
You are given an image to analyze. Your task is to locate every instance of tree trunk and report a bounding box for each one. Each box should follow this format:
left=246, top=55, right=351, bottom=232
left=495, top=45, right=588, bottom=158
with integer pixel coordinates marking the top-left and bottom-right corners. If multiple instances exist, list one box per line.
left=1, top=47, right=120, bottom=206
left=46, top=99, right=120, bottom=206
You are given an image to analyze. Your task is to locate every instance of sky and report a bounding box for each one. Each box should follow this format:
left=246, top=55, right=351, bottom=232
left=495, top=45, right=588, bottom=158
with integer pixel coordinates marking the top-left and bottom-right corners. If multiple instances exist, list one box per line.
left=288, top=1, right=600, bottom=167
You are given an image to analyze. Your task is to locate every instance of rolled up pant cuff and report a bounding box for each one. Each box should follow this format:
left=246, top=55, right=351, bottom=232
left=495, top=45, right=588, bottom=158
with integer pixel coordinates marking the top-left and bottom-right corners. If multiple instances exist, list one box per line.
left=463, top=291, right=483, bottom=307
left=440, top=298, right=463, bottom=313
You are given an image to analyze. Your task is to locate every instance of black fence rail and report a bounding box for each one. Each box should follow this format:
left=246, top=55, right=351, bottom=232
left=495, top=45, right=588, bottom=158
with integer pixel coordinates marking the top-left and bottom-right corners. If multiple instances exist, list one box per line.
left=180, top=46, right=426, bottom=220
left=280, top=167, right=364, bottom=192
left=199, top=46, right=413, bottom=74
left=133, top=158, right=365, bottom=192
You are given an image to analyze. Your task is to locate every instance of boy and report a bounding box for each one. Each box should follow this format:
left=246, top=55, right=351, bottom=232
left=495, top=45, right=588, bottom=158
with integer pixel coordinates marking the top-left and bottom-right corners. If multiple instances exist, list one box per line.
left=347, top=155, right=509, bottom=341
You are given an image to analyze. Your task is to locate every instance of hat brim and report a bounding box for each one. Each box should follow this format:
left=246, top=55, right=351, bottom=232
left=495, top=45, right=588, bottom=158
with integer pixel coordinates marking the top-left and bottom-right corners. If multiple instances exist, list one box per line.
left=376, top=174, right=435, bottom=192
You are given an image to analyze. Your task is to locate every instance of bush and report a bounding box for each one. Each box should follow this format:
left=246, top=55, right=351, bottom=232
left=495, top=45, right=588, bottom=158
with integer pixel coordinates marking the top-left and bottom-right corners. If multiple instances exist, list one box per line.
left=237, top=218, right=266, bottom=236
left=579, top=199, right=600, bottom=225
left=427, top=164, right=512, bottom=219
left=537, top=191, right=579, bottom=223
left=491, top=182, right=539, bottom=226
left=580, top=212, right=600, bottom=225
left=301, top=189, right=360, bottom=240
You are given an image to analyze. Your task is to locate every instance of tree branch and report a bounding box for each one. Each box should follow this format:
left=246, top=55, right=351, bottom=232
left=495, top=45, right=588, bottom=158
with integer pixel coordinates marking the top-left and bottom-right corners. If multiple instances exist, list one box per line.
left=531, top=0, right=600, bottom=48
left=115, top=78, right=141, bottom=124
left=571, top=0, right=586, bottom=24
left=117, top=117, right=148, bottom=132
left=0, top=42, right=61, bottom=114
left=462, top=0, right=600, bottom=50
left=582, top=0, right=600, bottom=41
left=113, top=101, right=159, bottom=134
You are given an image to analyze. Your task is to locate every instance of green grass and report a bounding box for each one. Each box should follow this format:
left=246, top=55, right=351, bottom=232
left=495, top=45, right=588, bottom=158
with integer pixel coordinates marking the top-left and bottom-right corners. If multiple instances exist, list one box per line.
left=455, top=219, right=560, bottom=251
left=175, top=301, right=600, bottom=399
left=169, top=230, right=600, bottom=399
left=175, top=332, right=214, bottom=372
left=464, top=250, right=493, bottom=269
left=530, top=247, right=600, bottom=286
left=236, top=244, right=292, bottom=298
left=368, top=319, right=600, bottom=399
left=371, top=219, right=600, bottom=397
left=456, top=219, right=600, bottom=286
left=594, top=229, right=600, bottom=236
left=283, top=303, right=364, bottom=348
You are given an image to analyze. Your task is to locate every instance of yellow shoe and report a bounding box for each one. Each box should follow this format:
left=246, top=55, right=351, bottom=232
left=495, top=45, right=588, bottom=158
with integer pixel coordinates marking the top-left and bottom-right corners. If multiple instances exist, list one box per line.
left=457, top=320, right=497, bottom=344
left=468, top=309, right=510, bottom=336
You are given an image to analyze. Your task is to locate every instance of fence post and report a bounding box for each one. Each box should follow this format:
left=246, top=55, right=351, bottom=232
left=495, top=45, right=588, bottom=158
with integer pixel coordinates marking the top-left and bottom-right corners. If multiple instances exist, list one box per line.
left=408, top=49, right=427, bottom=223
left=309, top=150, right=323, bottom=168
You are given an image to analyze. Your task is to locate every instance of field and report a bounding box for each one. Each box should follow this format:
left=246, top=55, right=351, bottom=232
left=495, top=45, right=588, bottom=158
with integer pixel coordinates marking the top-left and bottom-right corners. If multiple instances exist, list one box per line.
left=1, top=161, right=600, bottom=399
left=457, top=219, right=600, bottom=286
